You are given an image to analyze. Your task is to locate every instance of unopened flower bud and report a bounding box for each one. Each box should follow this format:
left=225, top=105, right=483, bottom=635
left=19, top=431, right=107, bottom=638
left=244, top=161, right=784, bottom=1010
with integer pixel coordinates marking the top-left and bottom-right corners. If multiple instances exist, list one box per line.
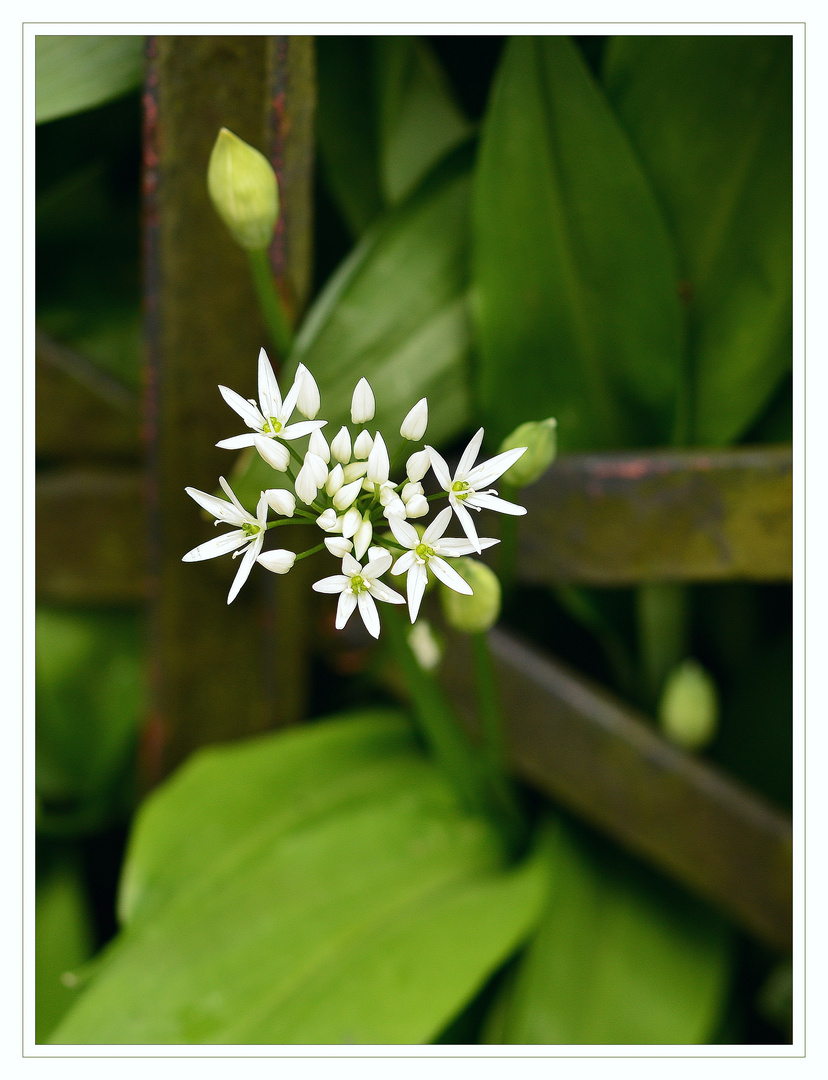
left=296, top=364, right=321, bottom=420
left=316, top=508, right=338, bottom=531
left=325, top=463, right=344, bottom=497
left=404, top=493, right=428, bottom=518
left=324, top=536, right=353, bottom=558
left=408, top=620, right=442, bottom=671
left=658, top=659, right=719, bottom=751
left=401, top=482, right=423, bottom=503
left=307, top=429, right=329, bottom=465
left=264, top=488, right=295, bottom=517
left=406, top=449, right=430, bottom=483
left=333, top=477, right=363, bottom=511
left=367, top=432, right=390, bottom=484
left=253, top=435, right=290, bottom=472
left=257, top=549, right=296, bottom=575
left=342, top=505, right=362, bottom=539
left=351, top=377, right=375, bottom=424
left=295, top=462, right=319, bottom=505
left=440, top=558, right=501, bottom=633
left=330, top=426, right=351, bottom=463
left=353, top=515, right=373, bottom=560
left=400, top=397, right=429, bottom=441
left=498, top=418, right=557, bottom=488
left=207, top=128, right=279, bottom=251
left=354, top=429, right=374, bottom=460
left=343, top=460, right=369, bottom=483
left=382, top=497, right=407, bottom=519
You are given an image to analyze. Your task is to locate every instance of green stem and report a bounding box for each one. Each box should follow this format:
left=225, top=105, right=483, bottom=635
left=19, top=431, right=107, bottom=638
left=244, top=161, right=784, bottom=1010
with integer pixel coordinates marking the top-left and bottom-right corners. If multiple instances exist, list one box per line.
left=247, top=248, right=295, bottom=361
left=265, top=518, right=313, bottom=530
left=294, top=543, right=325, bottom=562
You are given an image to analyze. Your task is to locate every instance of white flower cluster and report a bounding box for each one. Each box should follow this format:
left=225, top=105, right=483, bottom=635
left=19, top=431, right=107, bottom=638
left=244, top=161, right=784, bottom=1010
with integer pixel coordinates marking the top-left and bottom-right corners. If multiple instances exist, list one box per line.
left=183, top=348, right=528, bottom=638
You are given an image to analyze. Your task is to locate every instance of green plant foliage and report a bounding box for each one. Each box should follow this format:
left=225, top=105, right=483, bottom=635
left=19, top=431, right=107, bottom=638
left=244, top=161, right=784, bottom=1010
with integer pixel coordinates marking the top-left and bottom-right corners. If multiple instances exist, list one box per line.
left=484, top=819, right=731, bottom=1044
left=36, top=857, right=95, bottom=1043
left=36, top=608, right=144, bottom=835
left=316, top=37, right=470, bottom=236
left=36, top=36, right=145, bottom=125
left=603, top=36, right=792, bottom=445
left=472, top=36, right=684, bottom=452
left=233, top=148, right=474, bottom=506
left=51, top=711, right=550, bottom=1044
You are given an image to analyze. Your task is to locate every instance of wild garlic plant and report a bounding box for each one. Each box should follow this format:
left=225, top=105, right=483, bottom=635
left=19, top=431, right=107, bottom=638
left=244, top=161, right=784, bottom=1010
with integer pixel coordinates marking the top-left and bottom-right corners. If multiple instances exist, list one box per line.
left=183, top=347, right=530, bottom=638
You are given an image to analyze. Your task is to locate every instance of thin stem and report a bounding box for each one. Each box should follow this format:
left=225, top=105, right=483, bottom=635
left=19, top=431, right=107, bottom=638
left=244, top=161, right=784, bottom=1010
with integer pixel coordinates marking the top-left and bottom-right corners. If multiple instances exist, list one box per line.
left=247, top=248, right=294, bottom=361
left=294, top=543, right=325, bottom=562
left=265, top=518, right=312, bottom=530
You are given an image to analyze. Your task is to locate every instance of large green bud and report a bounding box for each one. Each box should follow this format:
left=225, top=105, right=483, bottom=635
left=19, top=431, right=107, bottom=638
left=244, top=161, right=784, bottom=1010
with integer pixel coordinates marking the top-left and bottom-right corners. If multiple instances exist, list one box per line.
left=440, top=558, right=501, bottom=634
left=658, top=659, right=719, bottom=751
left=498, top=418, right=557, bottom=488
left=207, top=128, right=279, bottom=251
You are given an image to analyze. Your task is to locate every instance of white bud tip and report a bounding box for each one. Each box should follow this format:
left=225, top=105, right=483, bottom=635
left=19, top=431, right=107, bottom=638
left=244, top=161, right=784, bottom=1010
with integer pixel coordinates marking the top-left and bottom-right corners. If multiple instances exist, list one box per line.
left=351, top=377, right=375, bottom=424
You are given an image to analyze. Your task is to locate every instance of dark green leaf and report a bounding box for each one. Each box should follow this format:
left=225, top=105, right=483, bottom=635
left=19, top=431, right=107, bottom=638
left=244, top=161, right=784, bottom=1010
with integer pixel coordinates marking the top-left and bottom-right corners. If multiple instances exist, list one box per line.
left=52, top=711, right=550, bottom=1044
left=603, top=36, right=792, bottom=445
left=36, top=858, right=94, bottom=1043
left=233, top=150, right=474, bottom=506
left=472, top=36, right=684, bottom=451
left=484, top=819, right=731, bottom=1044
left=36, top=36, right=144, bottom=125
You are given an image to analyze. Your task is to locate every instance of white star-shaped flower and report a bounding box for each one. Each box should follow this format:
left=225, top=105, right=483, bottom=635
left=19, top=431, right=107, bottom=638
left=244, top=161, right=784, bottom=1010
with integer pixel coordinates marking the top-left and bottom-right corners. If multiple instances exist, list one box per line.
left=388, top=506, right=499, bottom=622
left=216, top=349, right=325, bottom=451
left=312, top=550, right=404, bottom=639
left=426, top=429, right=528, bottom=553
left=182, top=478, right=269, bottom=604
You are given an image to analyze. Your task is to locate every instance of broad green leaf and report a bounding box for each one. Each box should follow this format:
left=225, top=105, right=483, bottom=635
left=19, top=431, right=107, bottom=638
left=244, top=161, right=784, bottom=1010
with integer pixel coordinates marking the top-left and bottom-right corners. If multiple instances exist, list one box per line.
left=233, top=149, right=474, bottom=507
left=374, top=37, right=472, bottom=205
left=36, top=858, right=95, bottom=1043
left=472, top=36, right=684, bottom=451
left=603, top=36, right=792, bottom=445
left=36, top=608, right=144, bottom=835
left=52, top=711, right=550, bottom=1044
left=316, top=37, right=471, bottom=236
left=484, top=819, right=731, bottom=1044
left=36, top=36, right=144, bottom=125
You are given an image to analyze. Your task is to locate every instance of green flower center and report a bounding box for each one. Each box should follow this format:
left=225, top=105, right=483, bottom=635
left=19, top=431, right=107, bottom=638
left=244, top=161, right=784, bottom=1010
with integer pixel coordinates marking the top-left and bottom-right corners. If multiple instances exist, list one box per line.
left=264, top=417, right=283, bottom=435
left=350, top=574, right=367, bottom=594
left=415, top=542, right=434, bottom=560
left=241, top=522, right=260, bottom=538
left=452, top=480, right=470, bottom=501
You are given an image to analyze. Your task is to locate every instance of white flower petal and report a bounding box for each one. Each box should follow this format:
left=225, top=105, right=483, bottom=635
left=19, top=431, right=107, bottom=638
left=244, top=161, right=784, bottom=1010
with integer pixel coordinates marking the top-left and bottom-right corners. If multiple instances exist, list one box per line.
left=219, top=384, right=265, bottom=431
left=280, top=419, right=327, bottom=441
left=182, top=530, right=247, bottom=562
left=335, top=589, right=358, bottom=629
left=216, top=433, right=258, bottom=450
left=185, top=486, right=247, bottom=525
left=429, top=555, right=474, bottom=595
left=406, top=561, right=428, bottom=623
left=456, top=428, right=485, bottom=479
left=467, top=491, right=527, bottom=516
left=434, top=536, right=499, bottom=556
left=324, top=537, right=353, bottom=558
left=257, top=348, right=281, bottom=417
left=357, top=590, right=381, bottom=638
left=218, top=476, right=253, bottom=519
left=342, top=553, right=362, bottom=577
left=353, top=518, right=373, bottom=560
left=280, top=369, right=303, bottom=423
left=451, top=497, right=482, bottom=553
left=388, top=514, right=420, bottom=550
left=392, top=550, right=416, bottom=575
left=422, top=506, right=453, bottom=545
left=313, top=574, right=351, bottom=594
left=364, top=548, right=393, bottom=578
left=368, top=578, right=405, bottom=605
left=425, top=446, right=452, bottom=491
left=466, top=446, right=528, bottom=490
left=253, top=435, right=290, bottom=471
left=227, top=541, right=259, bottom=604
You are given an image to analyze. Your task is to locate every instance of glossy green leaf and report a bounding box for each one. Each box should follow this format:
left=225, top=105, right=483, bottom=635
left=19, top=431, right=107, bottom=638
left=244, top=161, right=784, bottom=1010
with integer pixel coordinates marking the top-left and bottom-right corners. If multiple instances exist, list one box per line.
left=52, top=711, right=550, bottom=1044
left=316, top=37, right=471, bottom=236
left=472, top=36, right=684, bottom=451
left=36, top=858, right=95, bottom=1043
left=603, top=36, right=792, bottom=445
left=233, top=150, right=474, bottom=506
left=36, top=608, right=144, bottom=834
left=484, top=819, right=731, bottom=1044
left=36, top=36, right=144, bottom=125
left=374, top=37, right=472, bottom=205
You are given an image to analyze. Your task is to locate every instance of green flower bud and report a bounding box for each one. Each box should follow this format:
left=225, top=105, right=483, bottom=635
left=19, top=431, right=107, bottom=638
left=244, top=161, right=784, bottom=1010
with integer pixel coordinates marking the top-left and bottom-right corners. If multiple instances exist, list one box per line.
left=658, top=659, right=719, bottom=751
left=207, top=128, right=279, bottom=251
left=498, top=418, right=557, bottom=488
left=440, top=558, right=501, bottom=634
